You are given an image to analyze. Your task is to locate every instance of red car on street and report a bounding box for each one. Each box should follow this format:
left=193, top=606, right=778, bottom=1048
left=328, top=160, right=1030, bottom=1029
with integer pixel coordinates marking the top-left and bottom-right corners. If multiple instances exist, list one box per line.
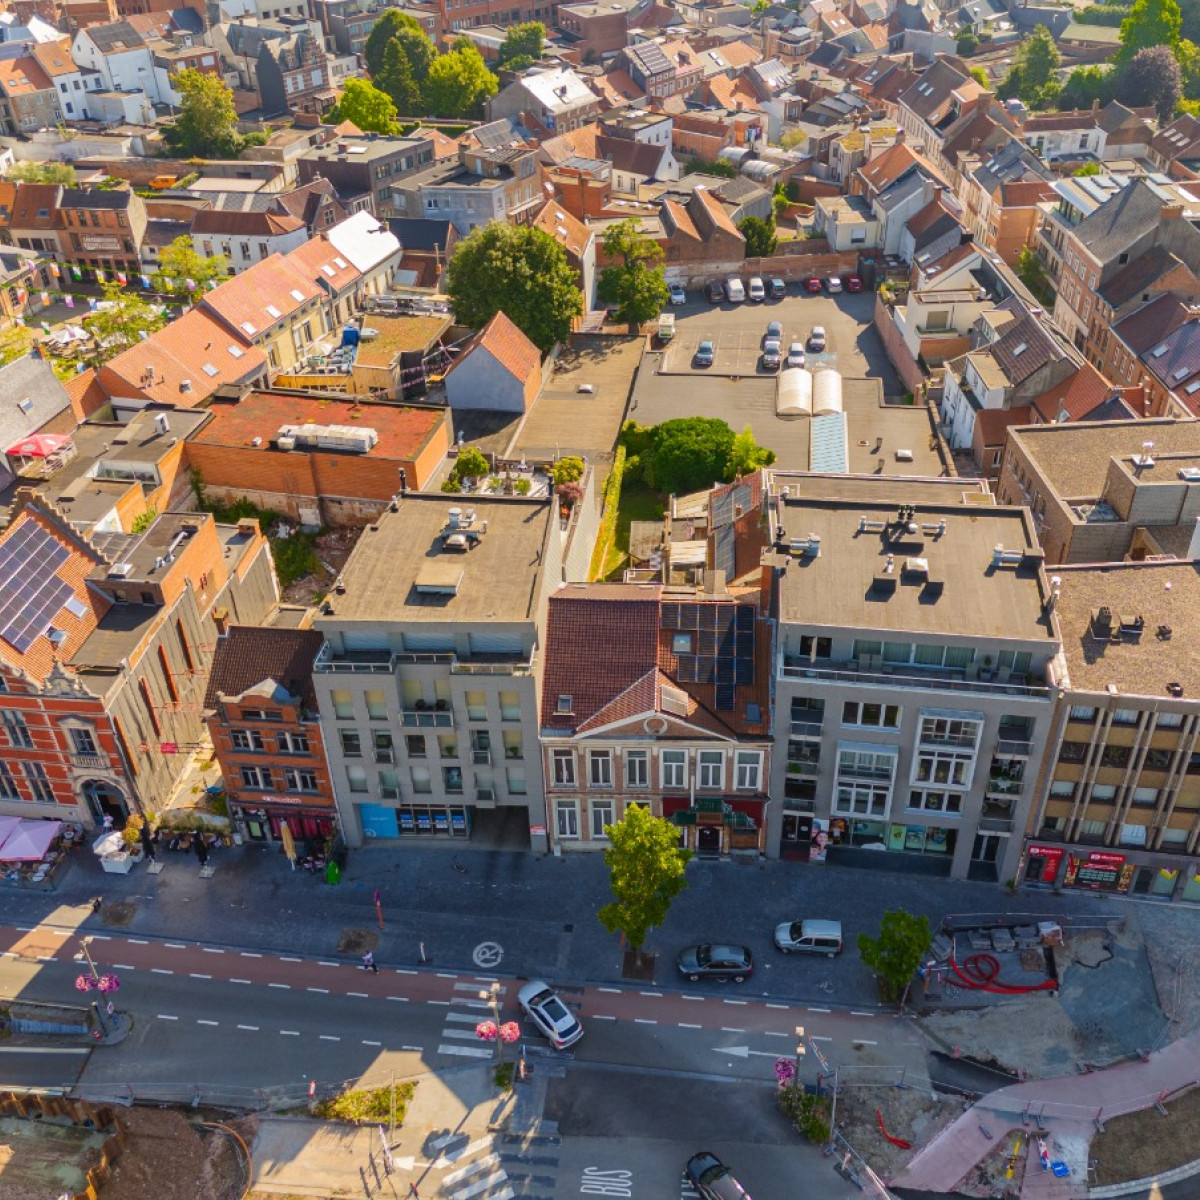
left=802, top=276, right=822, bottom=294
left=845, top=275, right=864, bottom=293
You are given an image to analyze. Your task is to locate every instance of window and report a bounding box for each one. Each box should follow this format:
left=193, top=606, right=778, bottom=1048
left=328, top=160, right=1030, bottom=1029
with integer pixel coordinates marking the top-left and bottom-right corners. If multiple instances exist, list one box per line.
left=557, top=695, right=573, bottom=714
left=365, top=690, right=388, bottom=720
left=330, top=689, right=354, bottom=719
left=1069, top=705, right=1096, bottom=721
left=673, top=633, right=693, bottom=653
left=23, top=762, right=53, bottom=803
left=374, top=731, right=394, bottom=763
left=833, top=782, right=889, bottom=817
left=1079, top=819, right=1106, bottom=839
left=285, top=768, right=318, bottom=792
left=340, top=730, right=362, bottom=757
left=624, top=750, right=647, bottom=788
left=277, top=731, right=309, bottom=755
left=2, top=710, right=33, bottom=748
left=662, top=749, right=687, bottom=789
left=914, top=752, right=972, bottom=788
left=919, top=716, right=981, bottom=747
left=735, top=750, right=762, bottom=791
left=1049, top=780, right=1075, bottom=797
left=797, top=634, right=832, bottom=659
left=443, top=766, right=463, bottom=793
left=405, top=734, right=426, bottom=758
left=232, top=729, right=265, bottom=752
left=240, top=766, right=272, bottom=790
left=842, top=701, right=901, bottom=728
left=1091, top=784, right=1116, bottom=803
left=0, top=762, right=16, bottom=799
left=1132, top=787, right=1158, bottom=807
left=1111, top=709, right=1140, bottom=726
left=347, top=766, right=368, bottom=793
left=70, top=727, right=98, bottom=756
left=410, top=766, right=432, bottom=793
left=1100, top=745, right=1130, bottom=768
left=591, top=799, right=614, bottom=839
left=698, top=750, right=724, bottom=789
left=552, top=749, right=575, bottom=786
left=1157, top=712, right=1184, bottom=728
left=836, top=748, right=896, bottom=781
left=1059, top=740, right=1088, bottom=763
left=908, top=789, right=962, bottom=813
left=589, top=751, right=612, bottom=788
left=500, top=690, right=521, bottom=721
left=556, top=800, right=579, bottom=839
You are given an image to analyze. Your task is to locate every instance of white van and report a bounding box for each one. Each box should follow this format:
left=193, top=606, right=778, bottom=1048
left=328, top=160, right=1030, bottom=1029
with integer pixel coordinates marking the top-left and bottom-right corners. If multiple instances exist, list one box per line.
left=774, top=918, right=843, bottom=957
left=726, top=277, right=746, bottom=303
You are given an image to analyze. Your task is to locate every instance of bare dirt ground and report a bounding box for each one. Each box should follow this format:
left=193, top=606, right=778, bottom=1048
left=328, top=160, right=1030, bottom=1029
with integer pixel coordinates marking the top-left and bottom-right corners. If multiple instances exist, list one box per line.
left=282, top=526, right=361, bottom=607
left=835, top=1083, right=967, bottom=1178
left=1089, top=1083, right=1200, bottom=1185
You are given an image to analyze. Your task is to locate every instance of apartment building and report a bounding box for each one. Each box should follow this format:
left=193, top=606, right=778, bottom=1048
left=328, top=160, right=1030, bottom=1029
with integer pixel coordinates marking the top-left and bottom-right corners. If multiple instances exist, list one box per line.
left=313, top=495, right=562, bottom=850
left=205, top=625, right=335, bottom=845
left=767, top=473, right=1061, bottom=882
left=59, top=187, right=148, bottom=276
left=297, top=133, right=442, bottom=218
left=487, top=67, right=601, bottom=136
left=1024, top=555, right=1200, bottom=902
left=0, top=55, right=60, bottom=135
left=539, top=582, right=772, bottom=856
left=996, top=419, right=1200, bottom=565
left=191, top=209, right=308, bottom=272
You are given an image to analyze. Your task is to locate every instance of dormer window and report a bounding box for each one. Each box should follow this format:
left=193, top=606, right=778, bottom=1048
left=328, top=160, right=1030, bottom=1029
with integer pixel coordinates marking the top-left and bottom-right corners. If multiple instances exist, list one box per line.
left=557, top=695, right=573, bottom=713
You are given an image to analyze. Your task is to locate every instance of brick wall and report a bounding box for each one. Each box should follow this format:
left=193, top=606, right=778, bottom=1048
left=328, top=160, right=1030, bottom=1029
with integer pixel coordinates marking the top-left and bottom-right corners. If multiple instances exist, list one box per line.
left=663, top=246, right=863, bottom=290
left=873, top=291, right=928, bottom=394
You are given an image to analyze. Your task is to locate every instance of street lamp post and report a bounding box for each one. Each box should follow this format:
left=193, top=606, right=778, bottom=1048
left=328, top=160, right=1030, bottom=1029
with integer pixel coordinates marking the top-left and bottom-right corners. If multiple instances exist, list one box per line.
left=794, top=1024, right=805, bottom=1082
left=75, top=936, right=120, bottom=1038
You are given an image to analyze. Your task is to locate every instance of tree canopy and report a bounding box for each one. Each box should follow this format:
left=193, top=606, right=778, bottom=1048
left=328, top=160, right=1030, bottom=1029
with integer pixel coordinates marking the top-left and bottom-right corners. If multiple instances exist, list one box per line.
left=738, top=215, right=777, bottom=259
left=997, top=25, right=1061, bottom=108
left=1118, top=0, right=1182, bottom=60
left=7, top=160, right=76, bottom=185
left=85, top=284, right=167, bottom=365
left=376, top=39, right=424, bottom=114
left=164, top=69, right=240, bottom=158
left=1116, top=44, right=1183, bottom=116
left=0, top=325, right=34, bottom=369
left=728, top=424, right=777, bottom=477
left=597, top=805, right=692, bottom=956
left=153, top=236, right=229, bottom=297
left=328, top=77, right=399, bottom=134
left=445, top=222, right=583, bottom=353
left=423, top=39, right=498, bottom=118
left=857, top=910, right=932, bottom=1005
left=623, top=417, right=773, bottom=495
left=497, top=21, right=545, bottom=69
left=597, top=218, right=669, bottom=332
left=365, top=10, right=432, bottom=77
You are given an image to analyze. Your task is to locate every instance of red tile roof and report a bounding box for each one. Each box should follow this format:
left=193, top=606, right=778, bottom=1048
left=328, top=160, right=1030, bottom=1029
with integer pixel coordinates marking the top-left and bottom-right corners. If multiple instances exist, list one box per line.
left=0, top=55, right=53, bottom=98
left=200, top=253, right=323, bottom=342
left=1032, top=360, right=1116, bottom=424
left=284, top=234, right=362, bottom=292
left=191, top=209, right=305, bottom=237
left=64, top=368, right=111, bottom=421
left=446, top=311, right=541, bottom=385
left=205, top=626, right=324, bottom=709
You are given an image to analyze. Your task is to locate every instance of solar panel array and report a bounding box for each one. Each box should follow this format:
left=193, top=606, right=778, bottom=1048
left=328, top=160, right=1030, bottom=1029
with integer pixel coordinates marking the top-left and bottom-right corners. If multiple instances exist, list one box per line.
left=0, top=521, right=73, bottom=654
left=663, top=602, right=756, bottom=711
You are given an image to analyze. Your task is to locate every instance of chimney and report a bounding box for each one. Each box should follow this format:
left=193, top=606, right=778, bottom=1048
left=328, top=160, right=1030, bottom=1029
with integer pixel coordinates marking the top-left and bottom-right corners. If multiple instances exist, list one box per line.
left=213, top=607, right=230, bottom=637
left=1163, top=202, right=1185, bottom=221
left=1190, top=516, right=1200, bottom=563
left=1092, top=98, right=1100, bottom=115
left=894, top=128, right=905, bottom=145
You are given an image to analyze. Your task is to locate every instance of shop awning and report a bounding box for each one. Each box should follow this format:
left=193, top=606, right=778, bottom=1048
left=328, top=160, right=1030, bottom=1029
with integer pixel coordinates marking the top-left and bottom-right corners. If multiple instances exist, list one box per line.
left=0, top=819, right=62, bottom=861
left=5, top=433, right=72, bottom=459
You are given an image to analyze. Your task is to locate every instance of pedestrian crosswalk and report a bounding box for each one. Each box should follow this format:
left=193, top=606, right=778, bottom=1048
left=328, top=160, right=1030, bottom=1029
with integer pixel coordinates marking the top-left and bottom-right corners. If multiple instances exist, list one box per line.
left=436, top=981, right=504, bottom=1060
left=427, top=1131, right=562, bottom=1200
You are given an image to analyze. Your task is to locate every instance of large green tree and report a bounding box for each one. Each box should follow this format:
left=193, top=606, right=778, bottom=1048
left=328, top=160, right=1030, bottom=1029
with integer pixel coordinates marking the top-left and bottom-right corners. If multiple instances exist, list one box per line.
left=423, top=39, right=498, bottom=118
left=997, top=25, right=1061, bottom=107
left=597, top=218, right=669, bottom=333
left=164, top=69, right=240, bottom=158
left=497, top=21, right=545, bottom=69
left=329, top=77, right=399, bottom=133
left=727, top=424, right=776, bottom=479
left=644, top=418, right=736, bottom=494
left=445, top=223, right=583, bottom=352
left=7, top=161, right=76, bottom=185
left=153, top=236, right=229, bottom=298
left=597, top=805, right=692, bottom=962
left=1116, top=44, right=1183, bottom=116
left=86, top=283, right=167, bottom=365
left=857, top=910, right=932, bottom=1005
left=365, top=10, right=434, bottom=79
left=738, top=215, right=777, bottom=259
left=376, top=39, right=424, bottom=114
left=1118, top=0, right=1182, bottom=60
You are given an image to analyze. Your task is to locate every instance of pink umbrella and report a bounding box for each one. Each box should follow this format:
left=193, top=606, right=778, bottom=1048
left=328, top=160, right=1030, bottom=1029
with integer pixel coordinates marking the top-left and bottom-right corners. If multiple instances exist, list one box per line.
left=0, top=819, right=62, bottom=861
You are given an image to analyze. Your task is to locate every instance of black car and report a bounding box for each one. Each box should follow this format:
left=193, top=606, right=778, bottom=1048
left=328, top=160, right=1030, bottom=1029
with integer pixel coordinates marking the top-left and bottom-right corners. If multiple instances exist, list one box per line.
left=677, top=943, right=754, bottom=983
left=706, top=280, right=726, bottom=303
left=686, top=1152, right=751, bottom=1199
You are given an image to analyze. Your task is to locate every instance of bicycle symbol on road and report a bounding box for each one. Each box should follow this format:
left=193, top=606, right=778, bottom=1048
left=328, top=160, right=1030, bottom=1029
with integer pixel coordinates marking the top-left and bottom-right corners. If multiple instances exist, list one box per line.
left=472, top=941, right=504, bottom=969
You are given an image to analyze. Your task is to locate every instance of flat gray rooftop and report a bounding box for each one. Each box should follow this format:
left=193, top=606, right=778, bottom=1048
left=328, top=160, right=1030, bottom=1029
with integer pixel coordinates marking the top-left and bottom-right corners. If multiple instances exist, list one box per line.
left=774, top=498, right=1055, bottom=642
left=774, top=471, right=992, bottom=506
left=322, top=494, right=554, bottom=624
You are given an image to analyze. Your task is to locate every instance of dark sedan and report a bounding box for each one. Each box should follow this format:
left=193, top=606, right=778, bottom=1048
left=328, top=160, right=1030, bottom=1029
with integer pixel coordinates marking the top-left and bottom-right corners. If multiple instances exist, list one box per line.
left=677, top=943, right=754, bottom=983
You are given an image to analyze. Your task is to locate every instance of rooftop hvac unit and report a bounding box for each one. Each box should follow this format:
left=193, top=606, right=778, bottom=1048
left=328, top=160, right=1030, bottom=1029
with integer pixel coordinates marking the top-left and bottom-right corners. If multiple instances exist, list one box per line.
left=277, top=435, right=297, bottom=451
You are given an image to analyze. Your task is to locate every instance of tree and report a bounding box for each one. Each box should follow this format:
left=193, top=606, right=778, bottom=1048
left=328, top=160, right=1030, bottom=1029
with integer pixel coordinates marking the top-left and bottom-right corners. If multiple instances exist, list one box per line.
left=643, top=417, right=736, bottom=494
left=551, top=455, right=585, bottom=485
left=738, top=215, right=777, bottom=259
left=1118, top=0, right=1182, bottom=59
left=153, top=236, right=229, bottom=298
left=329, top=77, right=399, bottom=134
left=165, top=69, right=240, bottom=158
left=445, top=223, right=582, bottom=352
left=376, top=39, right=424, bottom=114
left=857, top=910, right=932, bottom=1005
left=7, top=161, right=76, bottom=185
left=956, top=27, right=980, bottom=55
left=423, top=39, right=499, bottom=118
left=597, top=805, right=692, bottom=963
left=726, top=425, right=776, bottom=479
left=1058, top=63, right=1117, bottom=109
left=1016, top=246, right=1054, bottom=306
left=998, top=25, right=1061, bottom=107
left=968, top=65, right=989, bottom=88
left=1072, top=161, right=1102, bottom=176
left=0, top=325, right=34, bottom=368
left=365, top=10, right=433, bottom=78
left=451, top=446, right=490, bottom=481
left=1117, top=45, right=1183, bottom=116
left=597, top=218, right=669, bottom=333
left=498, top=21, right=545, bottom=69
left=85, top=283, right=166, bottom=364
left=1178, top=36, right=1200, bottom=97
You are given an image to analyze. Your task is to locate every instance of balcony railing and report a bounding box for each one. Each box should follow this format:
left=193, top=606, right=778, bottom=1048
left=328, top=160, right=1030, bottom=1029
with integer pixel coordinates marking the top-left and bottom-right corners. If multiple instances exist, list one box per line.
left=70, top=753, right=109, bottom=770
left=789, top=719, right=824, bottom=738
left=786, top=760, right=820, bottom=778
left=781, top=659, right=1051, bottom=699
left=919, top=731, right=978, bottom=750
left=985, top=775, right=1023, bottom=796
left=400, top=709, right=454, bottom=728
left=315, top=644, right=533, bottom=676
left=996, top=737, right=1033, bottom=757
left=978, top=813, right=1014, bottom=832
left=472, top=749, right=491, bottom=765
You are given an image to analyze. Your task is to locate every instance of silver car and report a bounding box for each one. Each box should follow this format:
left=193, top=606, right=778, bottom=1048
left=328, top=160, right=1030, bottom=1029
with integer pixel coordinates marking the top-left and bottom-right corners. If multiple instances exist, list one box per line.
left=518, top=980, right=583, bottom=1049
left=786, top=342, right=806, bottom=368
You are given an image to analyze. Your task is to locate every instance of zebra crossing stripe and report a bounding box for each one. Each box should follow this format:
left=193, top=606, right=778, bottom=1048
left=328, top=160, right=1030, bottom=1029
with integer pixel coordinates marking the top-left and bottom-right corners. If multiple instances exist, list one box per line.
left=443, top=1152, right=501, bottom=1185
left=437, top=1044, right=493, bottom=1058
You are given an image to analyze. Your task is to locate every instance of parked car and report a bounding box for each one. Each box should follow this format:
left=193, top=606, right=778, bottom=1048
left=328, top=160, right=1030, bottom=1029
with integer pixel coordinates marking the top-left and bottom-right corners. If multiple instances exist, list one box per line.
left=786, top=342, right=806, bottom=368
left=686, top=1152, right=751, bottom=1200
left=518, top=980, right=584, bottom=1049
left=774, top=918, right=843, bottom=956
left=669, top=282, right=687, bottom=305
left=802, top=276, right=822, bottom=294
left=695, top=340, right=715, bottom=367
left=764, top=320, right=783, bottom=344
left=762, top=339, right=782, bottom=370
left=808, top=325, right=827, bottom=352
left=845, top=275, right=864, bottom=293
left=706, top=280, right=725, bottom=303
left=747, top=276, right=765, bottom=302
left=726, top=278, right=746, bottom=303
left=677, top=943, right=754, bottom=982
left=824, top=276, right=844, bottom=294
left=769, top=277, right=786, bottom=299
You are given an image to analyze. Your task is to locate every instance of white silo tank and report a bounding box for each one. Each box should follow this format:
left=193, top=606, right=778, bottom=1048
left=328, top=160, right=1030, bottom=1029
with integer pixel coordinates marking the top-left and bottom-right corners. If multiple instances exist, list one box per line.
left=776, top=368, right=813, bottom=419
left=812, top=368, right=843, bottom=416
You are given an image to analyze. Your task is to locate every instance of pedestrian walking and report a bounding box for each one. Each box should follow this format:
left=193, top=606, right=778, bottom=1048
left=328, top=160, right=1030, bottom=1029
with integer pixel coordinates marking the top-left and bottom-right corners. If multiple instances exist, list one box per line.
left=362, top=951, right=378, bottom=974
left=409, top=1184, right=419, bottom=1198
left=194, top=836, right=209, bottom=868
left=139, top=822, right=155, bottom=863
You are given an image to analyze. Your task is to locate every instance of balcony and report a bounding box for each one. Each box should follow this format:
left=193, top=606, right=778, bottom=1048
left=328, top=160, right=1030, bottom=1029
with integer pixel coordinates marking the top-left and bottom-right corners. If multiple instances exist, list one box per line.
left=400, top=706, right=454, bottom=728
left=476, top=787, right=496, bottom=804
left=996, top=736, right=1033, bottom=757
left=985, top=774, right=1024, bottom=797
left=315, top=645, right=533, bottom=676
left=780, top=659, right=1051, bottom=700
left=919, top=731, right=978, bottom=750
left=786, top=759, right=820, bottom=778
left=789, top=717, right=824, bottom=738
left=472, top=749, right=491, bottom=765
left=70, top=753, right=109, bottom=770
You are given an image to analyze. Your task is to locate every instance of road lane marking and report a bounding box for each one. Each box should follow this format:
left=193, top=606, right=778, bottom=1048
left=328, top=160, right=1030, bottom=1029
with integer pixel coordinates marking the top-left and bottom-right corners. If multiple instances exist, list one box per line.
left=281, top=957, right=301, bottom=962
left=721, top=1027, right=745, bottom=1033
left=0, top=1046, right=89, bottom=1054
left=348, top=992, right=368, bottom=998
left=362, top=1039, right=381, bottom=1046
left=197, top=1019, right=219, bottom=1026
left=678, top=1022, right=702, bottom=1029
left=449, top=1168, right=508, bottom=1199
left=268, top=983, right=290, bottom=990
left=851, top=1011, right=875, bottom=1017
left=395, top=969, right=418, bottom=976
left=151, top=968, right=173, bottom=975
left=402, top=1045, right=422, bottom=1052
left=598, top=987, right=621, bottom=993
left=127, top=938, right=148, bottom=945
left=722, top=999, right=747, bottom=1005
left=640, top=991, right=662, bottom=997
left=427, top=1000, right=450, bottom=1006
left=157, top=1014, right=178, bottom=1021
left=387, top=996, right=409, bottom=1002
left=280, top=1030, right=299, bottom=1036
left=765, top=1031, right=788, bottom=1038
left=238, top=1025, right=259, bottom=1031
left=230, top=978, right=252, bottom=985
left=189, top=973, right=212, bottom=980
left=766, top=1003, right=788, bottom=1010
left=318, top=961, right=339, bottom=967
left=446, top=1012, right=485, bottom=1023
left=441, top=1029, right=484, bottom=1040
left=111, top=964, right=136, bottom=970
left=202, top=948, right=224, bottom=954
left=165, top=943, right=186, bottom=949
left=16, top=926, right=32, bottom=932
left=634, top=1018, right=657, bottom=1025
left=682, top=995, right=704, bottom=1001
left=319, top=1035, right=340, bottom=1042
left=240, top=952, right=262, bottom=958
left=593, top=1014, right=616, bottom=1021
left=808, top=1007, right=831, bottom=1014
left=437, top=972, right=457, bottom=979
left=853, top=1039, right=878, bottom=1046
left=307, top=987, right=329, bottom=994
left=444, top=1153, right=500, bottom=1185
left=90, top=935, right=111, bottom=940
left=437, top=1044, right=492, bottom=1058
left=811, top=1035, right=833, bottom=1042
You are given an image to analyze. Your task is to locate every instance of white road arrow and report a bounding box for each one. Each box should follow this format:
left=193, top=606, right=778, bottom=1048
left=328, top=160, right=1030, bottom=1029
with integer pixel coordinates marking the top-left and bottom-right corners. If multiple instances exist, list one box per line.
left=717, top=1046, right=783, bottom=1059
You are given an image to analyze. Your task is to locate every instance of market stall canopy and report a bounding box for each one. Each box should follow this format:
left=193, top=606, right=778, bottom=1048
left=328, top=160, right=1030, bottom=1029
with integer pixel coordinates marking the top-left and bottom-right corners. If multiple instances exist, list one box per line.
left=0, top=815, right=21, bottom=848
left=0, top=819, right=62, bottom=861
left=4, top=433, right=72, bottom=459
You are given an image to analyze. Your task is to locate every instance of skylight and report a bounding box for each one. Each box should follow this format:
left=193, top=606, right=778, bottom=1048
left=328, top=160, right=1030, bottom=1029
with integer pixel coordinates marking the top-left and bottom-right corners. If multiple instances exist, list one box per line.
left=241, top=321, right=257, bottom=335
left=265, top=304, right=282, bottom=319
left=1151, top=343, right=1169, bottom=357
left=290, top=289, right=305, bottom=302
left=1012, top=342, right=1028, bottom=355
left=228, top=345, right=244, bottom=358
left=1173, top=366, right=1191, bottom=381
left=202, top=363, right=218, bottom=377
left=321, top=264, right=334, bottom=276
left=333, top=257, right=347, bottom=269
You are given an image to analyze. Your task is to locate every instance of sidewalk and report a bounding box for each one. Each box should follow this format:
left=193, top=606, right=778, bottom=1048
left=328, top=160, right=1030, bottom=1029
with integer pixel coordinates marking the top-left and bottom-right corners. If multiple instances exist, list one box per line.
left=894, top=1029, right=1200, bottom=1196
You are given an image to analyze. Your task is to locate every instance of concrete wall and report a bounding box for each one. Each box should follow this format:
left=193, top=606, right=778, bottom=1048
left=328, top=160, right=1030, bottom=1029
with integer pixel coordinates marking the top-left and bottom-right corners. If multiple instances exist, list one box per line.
left=561, top=464, right=601, bottom=584
left=874, top=291, right=929, bottom=394
left=662, top=247, right=864, bottom=290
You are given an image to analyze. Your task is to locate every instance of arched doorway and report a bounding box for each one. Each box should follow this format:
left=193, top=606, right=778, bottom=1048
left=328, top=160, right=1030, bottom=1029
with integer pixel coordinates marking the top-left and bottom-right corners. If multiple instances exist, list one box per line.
left=697, top=825, right=722, bottom=857
left=81, top=780, right=129, bottom=830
